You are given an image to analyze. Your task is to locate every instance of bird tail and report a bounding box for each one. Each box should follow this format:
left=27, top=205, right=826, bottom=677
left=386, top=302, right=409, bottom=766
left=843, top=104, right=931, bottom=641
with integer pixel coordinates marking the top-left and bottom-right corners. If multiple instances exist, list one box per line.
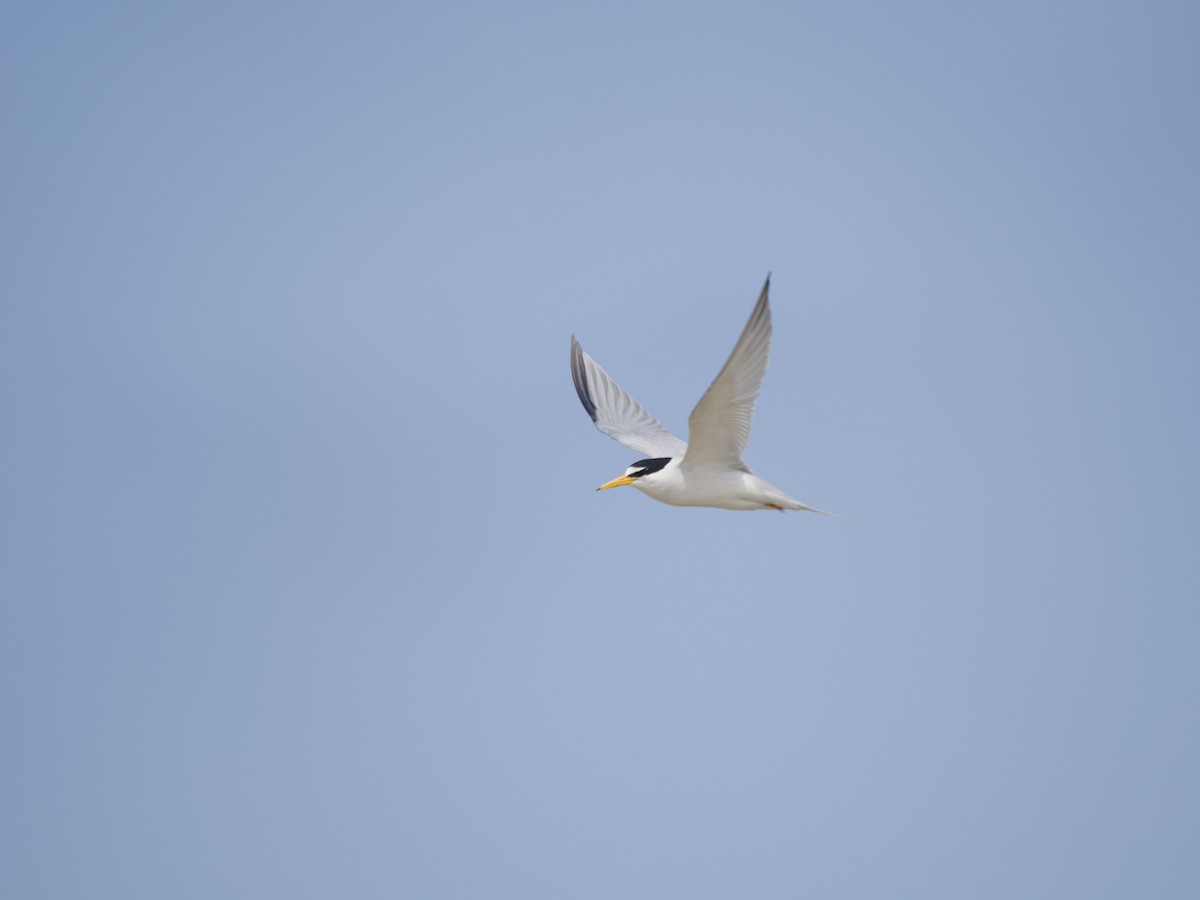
left=778, top=498, right=843, bottom=517
left=801, top=503, right=843, bottom=517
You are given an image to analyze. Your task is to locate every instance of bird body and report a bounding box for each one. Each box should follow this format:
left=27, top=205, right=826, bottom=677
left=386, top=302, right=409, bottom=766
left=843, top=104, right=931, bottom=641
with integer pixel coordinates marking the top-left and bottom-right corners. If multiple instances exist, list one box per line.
left=621, top=457, right=812, bottom=510
left=570, top=276, right=828, bottom=514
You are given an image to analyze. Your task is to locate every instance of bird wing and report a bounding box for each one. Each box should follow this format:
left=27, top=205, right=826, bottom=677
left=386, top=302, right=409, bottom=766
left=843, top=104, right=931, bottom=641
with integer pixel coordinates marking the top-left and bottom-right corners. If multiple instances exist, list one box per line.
left=682, top=275, right=773, bottom=470
left=570, top=336, right=687, bottom=459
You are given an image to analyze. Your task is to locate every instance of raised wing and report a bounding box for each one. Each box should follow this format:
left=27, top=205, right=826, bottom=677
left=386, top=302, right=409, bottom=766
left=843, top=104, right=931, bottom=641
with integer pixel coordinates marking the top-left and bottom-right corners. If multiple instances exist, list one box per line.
left=570, top=336, right=687, bottom=459
left=683, top=276, right=773, bottom=470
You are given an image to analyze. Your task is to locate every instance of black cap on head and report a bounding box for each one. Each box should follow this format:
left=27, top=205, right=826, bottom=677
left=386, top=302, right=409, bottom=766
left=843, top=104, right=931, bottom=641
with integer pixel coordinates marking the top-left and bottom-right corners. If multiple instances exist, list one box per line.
left=629, top=457, right=672, bottom=477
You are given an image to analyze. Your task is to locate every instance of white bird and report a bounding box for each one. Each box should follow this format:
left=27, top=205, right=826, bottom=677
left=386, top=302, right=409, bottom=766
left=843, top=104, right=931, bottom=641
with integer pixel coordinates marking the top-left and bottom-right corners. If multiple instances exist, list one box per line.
left=570, top=276, right=829, bottom=512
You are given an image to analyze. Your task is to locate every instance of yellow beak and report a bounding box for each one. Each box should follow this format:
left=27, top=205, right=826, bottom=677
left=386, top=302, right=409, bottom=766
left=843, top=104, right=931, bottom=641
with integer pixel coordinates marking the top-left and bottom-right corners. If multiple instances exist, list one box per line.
left=596, top=474, right=637, bottom=491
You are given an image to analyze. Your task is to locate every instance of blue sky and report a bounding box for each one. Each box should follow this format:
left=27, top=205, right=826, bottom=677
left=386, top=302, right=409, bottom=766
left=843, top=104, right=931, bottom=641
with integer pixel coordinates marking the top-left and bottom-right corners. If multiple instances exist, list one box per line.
left=3, top=3, right=1198, bottom=898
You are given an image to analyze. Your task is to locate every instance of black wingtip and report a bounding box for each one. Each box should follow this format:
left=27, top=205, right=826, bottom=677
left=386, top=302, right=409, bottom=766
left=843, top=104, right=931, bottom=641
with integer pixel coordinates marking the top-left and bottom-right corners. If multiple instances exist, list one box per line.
left=569, top=336, right=599, bottom=422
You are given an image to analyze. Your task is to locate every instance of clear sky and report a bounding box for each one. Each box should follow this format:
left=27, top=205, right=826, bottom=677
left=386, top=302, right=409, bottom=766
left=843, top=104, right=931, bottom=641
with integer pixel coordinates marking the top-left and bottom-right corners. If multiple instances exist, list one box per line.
left=4, top=2, right=1198, bottom=898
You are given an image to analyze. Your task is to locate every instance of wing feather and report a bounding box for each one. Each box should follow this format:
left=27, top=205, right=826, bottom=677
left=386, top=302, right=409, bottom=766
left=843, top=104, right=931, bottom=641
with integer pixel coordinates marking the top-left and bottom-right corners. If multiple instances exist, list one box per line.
left=682, top=276, right=772, bottom=470
left=570, top=336, right=687, bottom=459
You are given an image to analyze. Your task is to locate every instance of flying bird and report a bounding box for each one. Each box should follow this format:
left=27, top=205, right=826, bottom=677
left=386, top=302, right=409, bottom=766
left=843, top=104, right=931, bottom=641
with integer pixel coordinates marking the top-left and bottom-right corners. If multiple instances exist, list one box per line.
left=570, top=276, right=828, bottom=512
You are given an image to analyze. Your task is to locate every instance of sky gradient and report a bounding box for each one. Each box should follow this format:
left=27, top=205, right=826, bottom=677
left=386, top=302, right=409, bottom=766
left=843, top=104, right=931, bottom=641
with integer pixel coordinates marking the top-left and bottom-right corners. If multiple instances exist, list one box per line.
left=4, top=3, right=1199, bottom=898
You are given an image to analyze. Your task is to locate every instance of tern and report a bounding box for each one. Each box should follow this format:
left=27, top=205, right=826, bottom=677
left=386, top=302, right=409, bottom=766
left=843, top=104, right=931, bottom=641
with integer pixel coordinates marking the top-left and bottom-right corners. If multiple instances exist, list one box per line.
left=570, top=276, right=828, bottom=512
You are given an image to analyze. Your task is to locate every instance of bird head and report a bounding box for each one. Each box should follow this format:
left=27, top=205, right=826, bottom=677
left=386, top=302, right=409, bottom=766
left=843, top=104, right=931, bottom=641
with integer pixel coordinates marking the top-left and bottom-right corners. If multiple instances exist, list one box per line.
left=597, top=457, right=673, bottom=491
